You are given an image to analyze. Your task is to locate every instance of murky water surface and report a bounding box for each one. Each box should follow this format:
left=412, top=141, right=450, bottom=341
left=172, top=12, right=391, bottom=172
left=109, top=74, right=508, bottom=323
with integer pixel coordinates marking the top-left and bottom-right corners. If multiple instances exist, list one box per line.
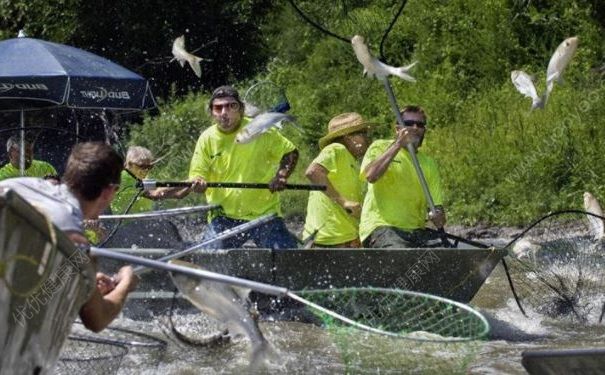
left=59, top=236, right=605, bottom=374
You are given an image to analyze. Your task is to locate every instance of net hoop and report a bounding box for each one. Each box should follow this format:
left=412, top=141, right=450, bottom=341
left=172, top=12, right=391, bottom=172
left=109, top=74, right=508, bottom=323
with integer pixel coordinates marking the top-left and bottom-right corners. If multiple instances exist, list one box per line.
left=293, top=287, right=490, bottom=342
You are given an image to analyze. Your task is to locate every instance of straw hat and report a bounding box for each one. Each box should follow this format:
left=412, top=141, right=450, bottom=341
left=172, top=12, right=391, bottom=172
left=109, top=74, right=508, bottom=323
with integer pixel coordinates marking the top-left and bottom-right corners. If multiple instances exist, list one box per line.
left=318, top=112, right=371, bottom=149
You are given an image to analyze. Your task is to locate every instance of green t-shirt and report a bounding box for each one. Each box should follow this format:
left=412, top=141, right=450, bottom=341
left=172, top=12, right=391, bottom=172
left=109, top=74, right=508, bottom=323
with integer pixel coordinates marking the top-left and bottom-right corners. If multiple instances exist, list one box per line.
left=359, top=140, right=443, bottom=242
left=188, top=117, right=297, bottom=220
left=110, top=170, right=153, bottom=214
left=303, top=143, right=364, bottom=245
left=0, top=160, right=57, bottom=180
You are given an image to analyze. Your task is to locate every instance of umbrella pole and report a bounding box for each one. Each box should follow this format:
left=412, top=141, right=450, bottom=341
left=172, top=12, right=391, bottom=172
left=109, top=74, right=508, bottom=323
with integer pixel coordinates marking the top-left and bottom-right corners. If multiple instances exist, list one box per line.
left=19, top=109, right=25, bottom=176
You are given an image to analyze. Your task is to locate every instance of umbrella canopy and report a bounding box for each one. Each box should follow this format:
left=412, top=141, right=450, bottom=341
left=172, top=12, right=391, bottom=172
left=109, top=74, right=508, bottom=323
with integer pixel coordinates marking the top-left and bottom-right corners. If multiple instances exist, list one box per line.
left=0, top=37, right=156, bottom=111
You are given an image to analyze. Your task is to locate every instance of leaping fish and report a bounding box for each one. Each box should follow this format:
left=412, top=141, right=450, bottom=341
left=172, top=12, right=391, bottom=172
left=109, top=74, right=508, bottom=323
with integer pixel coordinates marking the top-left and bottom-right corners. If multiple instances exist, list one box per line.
left=584, top=192, right=604, bottom=240
left=235, top=112, right=295, bottom=144
left=169, top=260, right=274, bottom=368
left=545, top=36, right=579, bottom=105
left=511, top=238, right=541, bottom=261
left=351, top=35, right=416, bottom=82
left=511, top=70, right=543, bottom=110
left=172, top=35, right=204, bottom=78
left=511, top=36, right=578, bottom=110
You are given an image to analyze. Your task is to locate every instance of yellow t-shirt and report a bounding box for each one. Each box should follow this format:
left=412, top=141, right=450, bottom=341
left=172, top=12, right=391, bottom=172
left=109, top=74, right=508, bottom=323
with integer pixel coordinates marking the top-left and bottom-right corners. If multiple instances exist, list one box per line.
left=303, top=143, right=364, bottom=245
left=111, top=170, right=153, bottom=214
left=359, top=140, right=443, bottom=242
left=188, top=117, right=297, bottom=220
left=0, top=160, right=57, bottom=180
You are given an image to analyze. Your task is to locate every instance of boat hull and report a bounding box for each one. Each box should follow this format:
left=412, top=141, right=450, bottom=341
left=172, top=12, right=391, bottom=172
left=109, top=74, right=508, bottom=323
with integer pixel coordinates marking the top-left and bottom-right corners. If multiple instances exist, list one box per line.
left=98, top=246, right=506, bottom=319
left=0, top=188, right=95, bottom=375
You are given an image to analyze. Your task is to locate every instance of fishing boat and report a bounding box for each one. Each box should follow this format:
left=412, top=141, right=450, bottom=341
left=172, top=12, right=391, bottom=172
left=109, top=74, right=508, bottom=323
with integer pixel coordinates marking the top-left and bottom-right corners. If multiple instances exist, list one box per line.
left=0, top=187, right=95, bottom=374
left=98, top=245, right=507, bottom=318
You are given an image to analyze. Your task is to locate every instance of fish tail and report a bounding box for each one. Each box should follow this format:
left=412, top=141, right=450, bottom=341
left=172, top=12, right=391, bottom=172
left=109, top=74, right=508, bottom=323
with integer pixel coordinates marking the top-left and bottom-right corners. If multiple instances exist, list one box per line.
left=531, top=97, right=544, bottom=110
left=248, top=338, right=276, bottom=370
left=187, top=56, right=203, bottom=78
left=388, top=61, right=417, bottom=82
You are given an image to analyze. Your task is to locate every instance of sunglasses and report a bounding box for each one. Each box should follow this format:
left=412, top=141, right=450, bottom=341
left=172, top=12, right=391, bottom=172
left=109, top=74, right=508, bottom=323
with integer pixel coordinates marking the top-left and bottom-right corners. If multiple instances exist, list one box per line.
left=212, top=102, right=241, bottom=112
left=401, top=120, right=426, bottom=128
left=133, top=163, right=153, bottom=170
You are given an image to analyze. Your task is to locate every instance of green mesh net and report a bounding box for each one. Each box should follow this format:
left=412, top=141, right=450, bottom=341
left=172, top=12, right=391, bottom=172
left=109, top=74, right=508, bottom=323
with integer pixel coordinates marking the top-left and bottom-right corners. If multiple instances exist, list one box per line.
left=296, top=288, right=490, bottom=341
left=328, top=328, right=482, bottom=374
left=294, top=288, right=487, bottom=373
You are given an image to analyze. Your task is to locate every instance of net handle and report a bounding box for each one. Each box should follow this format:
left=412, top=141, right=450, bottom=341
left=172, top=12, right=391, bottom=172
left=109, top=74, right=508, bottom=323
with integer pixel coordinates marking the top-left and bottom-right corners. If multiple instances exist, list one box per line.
left=89, top=248, right=488, bottom=341
left=130, top=213, right=278, bottom=275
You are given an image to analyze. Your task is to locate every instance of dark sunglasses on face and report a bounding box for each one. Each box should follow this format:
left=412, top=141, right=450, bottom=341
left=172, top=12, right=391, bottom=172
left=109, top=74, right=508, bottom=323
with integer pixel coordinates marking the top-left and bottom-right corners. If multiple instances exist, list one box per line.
left=134, top=163, right=153, bottom=170
left=212, top=102, right=240, bottom=112
left=401, top=119, right=426, bottom=128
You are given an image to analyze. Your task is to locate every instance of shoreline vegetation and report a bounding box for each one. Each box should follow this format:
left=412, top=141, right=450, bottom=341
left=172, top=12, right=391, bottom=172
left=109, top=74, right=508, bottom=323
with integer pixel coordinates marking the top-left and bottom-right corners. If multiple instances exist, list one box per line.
left=5, top=1, right=603, bottom=228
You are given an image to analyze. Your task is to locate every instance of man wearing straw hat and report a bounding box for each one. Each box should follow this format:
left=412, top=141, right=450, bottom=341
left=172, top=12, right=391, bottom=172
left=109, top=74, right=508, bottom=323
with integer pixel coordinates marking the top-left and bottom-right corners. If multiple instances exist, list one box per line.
left=303, top=112, right=370, bottom=248
left=360, top=105, right=446, bottom=248
left=189, top=85, right=299, bottom=249
left=0, top=135, right=57, bottom=180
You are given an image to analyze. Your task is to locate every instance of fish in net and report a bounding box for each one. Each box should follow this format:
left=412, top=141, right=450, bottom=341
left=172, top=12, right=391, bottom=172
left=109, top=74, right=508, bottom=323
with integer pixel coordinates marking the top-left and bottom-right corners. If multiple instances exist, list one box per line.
left=295, top=287, right=488, bottom=373
left=243, top=81, right=291, bottom=117
left=69, top=322, right=168, bottom=374
left=54, top=336, right=128, bottom=375
left=505, top=210, right=605, bottom=324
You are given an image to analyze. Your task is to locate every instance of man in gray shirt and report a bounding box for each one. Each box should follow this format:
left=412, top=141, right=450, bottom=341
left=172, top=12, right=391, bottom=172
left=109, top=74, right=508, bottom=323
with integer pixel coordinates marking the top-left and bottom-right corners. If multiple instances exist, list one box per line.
left=0, top=142, right=138, bottom=332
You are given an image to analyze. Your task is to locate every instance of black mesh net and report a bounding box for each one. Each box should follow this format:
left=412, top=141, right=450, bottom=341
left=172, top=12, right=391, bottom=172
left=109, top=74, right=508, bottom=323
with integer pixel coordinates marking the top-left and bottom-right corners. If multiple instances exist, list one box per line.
left=504, top=210, right=605, bottom=324
left=288, top=0, right=409, bottom=60
left=70, top=323, right=167, bottom=374
left=54, top=336, right=128, bottom=375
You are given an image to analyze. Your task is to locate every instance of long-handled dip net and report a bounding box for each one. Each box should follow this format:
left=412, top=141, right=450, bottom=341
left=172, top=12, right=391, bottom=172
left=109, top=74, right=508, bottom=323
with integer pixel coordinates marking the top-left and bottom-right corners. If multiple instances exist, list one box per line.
left=54, top=336, right=128, bottom=375
left=243, top=81, right=291, bottom=116
left=70, top=322, right=168, bottom=374
left=91, top=249, right=490, bottom=372
left=295, top=288, right=489, bottom=341
left=293, top=288, right=488, bottom=373
left=504, top=210, right=605, bottom=324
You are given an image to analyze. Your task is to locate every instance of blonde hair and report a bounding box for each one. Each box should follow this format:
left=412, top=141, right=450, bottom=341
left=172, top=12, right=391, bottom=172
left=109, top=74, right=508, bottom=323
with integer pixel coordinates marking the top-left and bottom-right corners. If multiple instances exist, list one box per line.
left=125, top=146, right=153, bottom=166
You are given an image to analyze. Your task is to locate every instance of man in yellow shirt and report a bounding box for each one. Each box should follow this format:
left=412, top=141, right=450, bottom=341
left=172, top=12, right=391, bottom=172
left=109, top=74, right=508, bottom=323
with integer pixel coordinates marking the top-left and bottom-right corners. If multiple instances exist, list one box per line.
left=111, top=146, right=191, bottom=214
left=103, top=145, right=191, bottom=248
left=360, top=105, right=446, bottom=248
left=189, top=85, right=299, bottom=249
left=0, top=135, right=57, bottom=180
left=303, top=112, right=370, bottom=248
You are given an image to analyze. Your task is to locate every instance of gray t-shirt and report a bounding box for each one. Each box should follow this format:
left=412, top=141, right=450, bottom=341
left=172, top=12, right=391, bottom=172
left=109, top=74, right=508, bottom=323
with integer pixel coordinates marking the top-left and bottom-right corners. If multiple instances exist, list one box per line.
left=0, top=177, right=83, bottom=234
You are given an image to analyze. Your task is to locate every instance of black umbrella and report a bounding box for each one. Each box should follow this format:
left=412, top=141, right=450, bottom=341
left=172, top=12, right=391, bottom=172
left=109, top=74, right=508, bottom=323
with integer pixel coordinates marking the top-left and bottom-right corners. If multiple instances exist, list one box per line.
left=0, top=34, right=157, bottom=174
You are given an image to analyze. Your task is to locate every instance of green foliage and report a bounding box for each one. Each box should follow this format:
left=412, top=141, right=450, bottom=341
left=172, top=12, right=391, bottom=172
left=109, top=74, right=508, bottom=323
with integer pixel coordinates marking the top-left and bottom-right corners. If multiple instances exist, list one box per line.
left=123, top=0, right=605, bottom=225
left=0, top=0, right=79, bottom=41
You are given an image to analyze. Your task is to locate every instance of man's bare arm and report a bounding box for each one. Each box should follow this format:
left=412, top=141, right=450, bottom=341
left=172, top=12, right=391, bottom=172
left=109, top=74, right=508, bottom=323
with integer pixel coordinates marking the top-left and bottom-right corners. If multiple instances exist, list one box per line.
left=269, top=149, right=299, bottom=192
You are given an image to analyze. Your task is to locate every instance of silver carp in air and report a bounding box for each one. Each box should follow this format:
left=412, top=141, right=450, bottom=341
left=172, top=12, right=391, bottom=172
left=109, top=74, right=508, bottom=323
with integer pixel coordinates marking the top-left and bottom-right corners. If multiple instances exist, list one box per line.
left=169, top=260, right=273, bottom=367
left=351, top=35, right=416, bottom=82
left=235, top=112, right=295, bottom=144
left=545, top=36, right=578, bottom=103
left=511, top=36, right=578, bottom=110
left=171, top=35, right=203, bottom=78
left=511, top=70, right=543, bottom=110
left=584, top=192, right=604, bottom=240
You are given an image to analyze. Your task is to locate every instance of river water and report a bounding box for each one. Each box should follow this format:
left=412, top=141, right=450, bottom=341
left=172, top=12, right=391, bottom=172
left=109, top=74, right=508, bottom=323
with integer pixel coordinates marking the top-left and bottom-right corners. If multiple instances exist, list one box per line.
left=60, top=255, right=605, bottom=375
